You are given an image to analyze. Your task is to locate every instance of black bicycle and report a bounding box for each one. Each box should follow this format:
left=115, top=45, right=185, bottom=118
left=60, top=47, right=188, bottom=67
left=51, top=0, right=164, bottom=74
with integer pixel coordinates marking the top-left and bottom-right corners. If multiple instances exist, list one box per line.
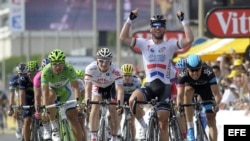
left=120, top=102, right=133, bottom=141
left=132, top=97, right=170, bottom=141
left=179, top=94, right=215, bottom=141
left=168, top=100, right=184, bottom=141
left=87, top=98, right=119, bottom=141
left=10, top=105, right=42, bottom=141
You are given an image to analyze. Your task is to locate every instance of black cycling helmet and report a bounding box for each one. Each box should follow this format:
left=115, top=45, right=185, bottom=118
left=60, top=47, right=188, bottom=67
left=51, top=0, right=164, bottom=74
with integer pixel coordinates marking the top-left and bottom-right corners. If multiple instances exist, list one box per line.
left=186, top=54, right=202, bottom=69
left=150, top=14, right=166, bottom=26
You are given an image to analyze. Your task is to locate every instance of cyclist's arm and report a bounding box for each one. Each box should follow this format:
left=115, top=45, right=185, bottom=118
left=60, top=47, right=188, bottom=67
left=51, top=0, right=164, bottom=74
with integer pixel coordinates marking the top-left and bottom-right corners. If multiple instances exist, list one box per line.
left=178, top=22, right=194, bottom=49
left=176, top=85, right=185, bottom=105
left=116, top=82, right=124, bottom=105
left=42, top=84, right=50, bottom=105
left=19, top=89, right=25, bottom=106
left=34, top=87, right=41, bottom=111
left=84, top=74, right=92, bottom=102
left=71, top=80, right=80, bottom=100
left=210, top=84, right=221, bottom=105
left=8, top=90, right=15, bottom=106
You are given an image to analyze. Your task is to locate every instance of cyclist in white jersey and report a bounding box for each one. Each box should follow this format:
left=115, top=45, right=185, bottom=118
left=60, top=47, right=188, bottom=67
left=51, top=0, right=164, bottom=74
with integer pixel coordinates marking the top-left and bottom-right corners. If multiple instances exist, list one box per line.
left=120, top=8, right=194, bottom=141
left=120, top=64, right=141, bottom=140
left=84, top=48, right=124, bottom=141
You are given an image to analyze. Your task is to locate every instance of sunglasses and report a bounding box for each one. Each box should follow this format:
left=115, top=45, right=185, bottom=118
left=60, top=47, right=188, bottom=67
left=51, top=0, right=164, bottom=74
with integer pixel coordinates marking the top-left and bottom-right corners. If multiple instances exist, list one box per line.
left=51, top=62, right=65, bottom=67
left=189, top=67, right=201, bottom=72
left=151, top=22, right=165, bottom=28
left=98, top=59, right=111, bottom=64
left=123, top=75, right=132, bottom=77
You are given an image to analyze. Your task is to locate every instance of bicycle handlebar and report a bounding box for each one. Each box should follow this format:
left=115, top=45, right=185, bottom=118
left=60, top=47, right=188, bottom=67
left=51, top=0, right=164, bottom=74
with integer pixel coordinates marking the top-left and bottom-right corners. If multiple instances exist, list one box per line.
left=10, top=105, right=34, bottom=109
left=41, top=99, right=77, bottom=109
left=87, top=99, right=120, bottom=106
left=132, top=97, right=169, bottom=115
left=178, top=100, right=215, bottom=112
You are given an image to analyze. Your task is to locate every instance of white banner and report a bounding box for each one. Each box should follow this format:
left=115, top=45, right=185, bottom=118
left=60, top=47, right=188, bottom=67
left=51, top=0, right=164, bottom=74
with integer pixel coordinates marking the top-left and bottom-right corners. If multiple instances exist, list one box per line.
left=9, top=0, right=25, bottom=32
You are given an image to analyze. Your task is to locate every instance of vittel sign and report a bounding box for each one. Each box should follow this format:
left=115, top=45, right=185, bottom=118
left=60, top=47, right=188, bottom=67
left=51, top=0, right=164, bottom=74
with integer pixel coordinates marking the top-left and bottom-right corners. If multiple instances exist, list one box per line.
left=206, top=7, right=250, bottom=38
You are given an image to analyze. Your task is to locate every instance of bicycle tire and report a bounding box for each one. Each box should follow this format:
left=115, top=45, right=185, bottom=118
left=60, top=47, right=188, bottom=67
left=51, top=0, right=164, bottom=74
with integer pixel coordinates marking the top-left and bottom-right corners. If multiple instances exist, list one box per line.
left=31, top=118, right=42, bottom=141
left=146, top=117, right=158, bottom=141
left=97, top=118, right=107, bottom=141
left=195, top=117, right=209, bottom=141
left=122, top=120, right=131, bottom=141
left=169, top=118, right=183, bottom=141
left=60, top=119, right=75, bottom=141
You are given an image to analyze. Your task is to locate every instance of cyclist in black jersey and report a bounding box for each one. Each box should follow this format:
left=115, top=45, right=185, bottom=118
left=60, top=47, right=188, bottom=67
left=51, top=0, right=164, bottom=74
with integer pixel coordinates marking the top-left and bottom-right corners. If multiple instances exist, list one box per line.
left=176, top=54, right=221, bottom=141
left=19, top=61, right=40, bottom=141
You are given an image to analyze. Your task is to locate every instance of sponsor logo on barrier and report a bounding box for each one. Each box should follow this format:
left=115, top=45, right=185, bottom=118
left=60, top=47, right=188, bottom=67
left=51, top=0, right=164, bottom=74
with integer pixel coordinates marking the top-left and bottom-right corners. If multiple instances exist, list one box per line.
left=224, top=125, right=250, bottom=140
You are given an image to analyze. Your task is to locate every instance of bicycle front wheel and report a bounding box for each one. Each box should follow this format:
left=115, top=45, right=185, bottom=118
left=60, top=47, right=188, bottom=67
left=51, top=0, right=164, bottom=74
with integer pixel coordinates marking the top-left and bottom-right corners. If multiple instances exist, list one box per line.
left=31, top=118, right=42, bottom=141
left=146, top=117, right=159, bottom=141
left=169, top=118, right=183, bottom=141
left=97, top=118, right=108, bottom=141
left=60, top=119, right=75, bottom=141
left=122, top=120, right=131, bottom=141
left=195, top=117, right=209, bottom=141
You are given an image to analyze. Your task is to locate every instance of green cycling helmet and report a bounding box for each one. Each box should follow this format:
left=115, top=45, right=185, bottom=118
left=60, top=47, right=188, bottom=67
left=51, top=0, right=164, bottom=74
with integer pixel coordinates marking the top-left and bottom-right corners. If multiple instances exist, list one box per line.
left=75, top=69, right=84, bottom=78
left=27, top=61, right=39, bottom=72
left=48, top=49, right=66, bottom=62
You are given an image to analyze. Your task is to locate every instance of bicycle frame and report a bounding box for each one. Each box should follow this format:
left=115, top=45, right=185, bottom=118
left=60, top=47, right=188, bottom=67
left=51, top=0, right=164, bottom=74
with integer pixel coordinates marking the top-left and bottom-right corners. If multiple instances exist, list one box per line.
left=179, top=95, right=214, bottom=141
left=43, top=99, right=76, bottom=141
left=87, top=99, right=118, bottom=141
left=121, top=102, right=132, bottom=141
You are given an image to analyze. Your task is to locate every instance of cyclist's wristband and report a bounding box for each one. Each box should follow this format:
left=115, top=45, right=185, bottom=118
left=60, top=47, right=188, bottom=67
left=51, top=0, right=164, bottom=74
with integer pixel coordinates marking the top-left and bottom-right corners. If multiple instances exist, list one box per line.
left=182, top=20, right=188, bottom=25
left=126, top=17, right=132, bottom=24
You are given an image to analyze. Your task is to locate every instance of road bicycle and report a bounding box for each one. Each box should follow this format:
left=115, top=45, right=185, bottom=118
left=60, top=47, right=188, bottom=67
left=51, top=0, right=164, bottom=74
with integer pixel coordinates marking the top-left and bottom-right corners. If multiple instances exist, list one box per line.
left=10, top=105, right=42, bottom=141
left=87, top=98, right=119, bottom=141
left=42, top=99, right=76, bottom=141
left=168, top=100, right=184, bottom=141
left=179, top=94, right=215, bottom=141
left=120, top=102, right=133, bottom=141
left=132, top=97, right=171, bottom=141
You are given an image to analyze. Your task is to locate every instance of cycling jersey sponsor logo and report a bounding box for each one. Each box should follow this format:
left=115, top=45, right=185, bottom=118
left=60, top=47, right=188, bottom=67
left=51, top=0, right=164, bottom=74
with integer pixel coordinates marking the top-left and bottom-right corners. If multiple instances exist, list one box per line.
left=106, top=73, right=109, bottom=76
left=159, top=47, right=166, bottom=53
left=148, top=54, right=165, bottom=62
left=150, top=48, right=155, bottom=53
left=204, top=68, right=212, bottom=76
left=112, top=69, right=121, bottom=77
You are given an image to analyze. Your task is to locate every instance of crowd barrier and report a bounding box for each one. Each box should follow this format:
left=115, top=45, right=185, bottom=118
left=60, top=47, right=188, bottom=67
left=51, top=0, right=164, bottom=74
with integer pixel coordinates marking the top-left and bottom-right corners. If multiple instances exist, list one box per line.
left=216, top=109, right=250, bottom=141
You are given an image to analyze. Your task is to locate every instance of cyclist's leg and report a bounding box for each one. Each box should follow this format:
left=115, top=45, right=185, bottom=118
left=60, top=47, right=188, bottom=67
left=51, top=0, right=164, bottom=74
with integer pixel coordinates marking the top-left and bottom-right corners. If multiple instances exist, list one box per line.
left=89, top=94, right=102, bottom=140
left=22, top=96, right=34, bottom=141
left=78, top=90, right=87, bottom=141
left=200, top=91, right=217, bottom=141
left=157, top=83, right=171, bottom=141
left=184, top=86, right=195, bottom=140
left=66, top=106, right=84, bottom=141
left=129, top=87, right=149, bottom=128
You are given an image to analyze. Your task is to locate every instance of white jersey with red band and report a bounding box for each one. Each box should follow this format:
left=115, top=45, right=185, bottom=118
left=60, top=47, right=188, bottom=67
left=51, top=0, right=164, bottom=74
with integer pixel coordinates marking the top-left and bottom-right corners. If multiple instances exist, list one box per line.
left=135, top=38, right=179, bottom=84
left=85, top=61, right=123, bottom=88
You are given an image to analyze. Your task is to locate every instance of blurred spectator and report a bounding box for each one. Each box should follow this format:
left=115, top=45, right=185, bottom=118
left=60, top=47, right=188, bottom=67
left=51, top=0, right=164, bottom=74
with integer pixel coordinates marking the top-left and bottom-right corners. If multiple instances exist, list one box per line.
left=219, top=77, right=239, bottom=110
left=231, top=59, right=245, bottom=72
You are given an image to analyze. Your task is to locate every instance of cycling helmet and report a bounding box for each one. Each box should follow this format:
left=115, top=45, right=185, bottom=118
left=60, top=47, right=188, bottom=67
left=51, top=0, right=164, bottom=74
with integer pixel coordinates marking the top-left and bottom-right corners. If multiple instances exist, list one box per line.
left=41, top=58, right=50, bottom=69
left=121, top=64, right=134, bottom=75
left=150, top=14, right=166, bottom=26
left=48, top=49, right=66, bottom=62
left=75, top=69, right=84, bottom=78
left=27, top=61, right=39, bottom=72
left=175, top=59, right=186, bottom=69
left=186, top=54, right=202, bottom=69
left=96, top=48, right=112, bottom=59
left=16, top=63, right=28, bottom=74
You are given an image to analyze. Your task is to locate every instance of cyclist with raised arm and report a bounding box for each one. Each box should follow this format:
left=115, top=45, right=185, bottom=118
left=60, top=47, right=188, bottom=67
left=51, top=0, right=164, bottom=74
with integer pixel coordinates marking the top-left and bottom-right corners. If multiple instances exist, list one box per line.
left=120, top=64, right=141, bottom=140
left=8, top=62, right=27, bottom=140
left=41, top=49, right=84, bottom=141
left=176, top=54, right=221, bottom=141
left=33, top=58, right=51, bottom=140
left=120, top=8, right=194, bottom=141
left=84, top=48, right=124, bottom=141
left=19, top=61, right=40, bottom=141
